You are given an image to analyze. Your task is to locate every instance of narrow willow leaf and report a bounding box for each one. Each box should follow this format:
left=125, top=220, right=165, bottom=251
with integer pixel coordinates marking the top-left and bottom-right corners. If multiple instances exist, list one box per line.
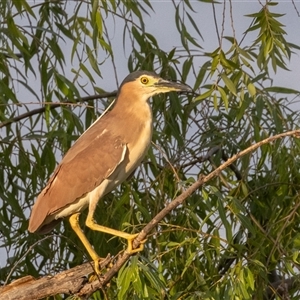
left=213, top=92, right=218, bottom=110
left=218, top=199, right=232, bottom=242
left=217, top=86, right=229, bottom=110
left=193, top=88, right=213, bottom=102
left=247, top=82, right=256, bottom=97
left=211, top=54, right=219, bottom=74
left=182, top=57, right=193, bottom=82
left=194, top=61, right=210, bottom=90
left=220, top=73, right=237, bottom=96
left=265, top=86, right=300, bottom=94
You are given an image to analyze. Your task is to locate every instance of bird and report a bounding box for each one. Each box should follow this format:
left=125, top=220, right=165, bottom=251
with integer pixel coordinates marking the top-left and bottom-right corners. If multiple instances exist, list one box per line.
left=28, top=70, right=192, bottom=274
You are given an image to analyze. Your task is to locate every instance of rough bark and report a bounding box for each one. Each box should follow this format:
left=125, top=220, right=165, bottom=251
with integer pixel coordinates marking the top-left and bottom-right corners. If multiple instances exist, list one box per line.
left=0, top=256, right=112, bottom=300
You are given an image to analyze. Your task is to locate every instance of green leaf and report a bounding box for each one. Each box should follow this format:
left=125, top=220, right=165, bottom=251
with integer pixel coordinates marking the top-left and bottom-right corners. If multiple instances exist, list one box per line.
left=193, top=61, right=210, bottom=90
left=247, top=82, right=256, bottom=97
left=182, top=57, right=193, bottom=82
left=217, top=198, right=232, bottom=242
left=220, top=73, right=237, bottom=96
left=265, top=86, right=300, bottom=94
left=117, top=262, right=132, bottom=300
left=217, top=86, right=228, bottom=110
left=193, top=88, right=213, bottom=102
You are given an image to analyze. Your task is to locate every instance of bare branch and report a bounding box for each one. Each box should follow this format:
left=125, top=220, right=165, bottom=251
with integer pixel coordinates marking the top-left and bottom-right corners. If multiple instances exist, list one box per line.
left=0, top=256, right=112, bottom=300
left=291, top=0, right=300, bottom=17
left=0, top=92, right=117, bottom=129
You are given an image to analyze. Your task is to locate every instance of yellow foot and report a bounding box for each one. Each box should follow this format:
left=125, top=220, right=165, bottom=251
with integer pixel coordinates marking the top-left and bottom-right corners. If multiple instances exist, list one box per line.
left=125, top=233, right=147, bottom=254
left=94, top=257, right=103, bottom=277
left=89, top=256, right=112, bottom=281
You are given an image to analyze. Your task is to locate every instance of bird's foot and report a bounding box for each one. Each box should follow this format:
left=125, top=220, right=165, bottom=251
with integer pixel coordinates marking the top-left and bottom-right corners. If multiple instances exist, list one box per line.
left=125, top=233, right=147, bottom=254
left=93, top=257, right=103, bottom=277
left=89, top=255, right=112, bottom=281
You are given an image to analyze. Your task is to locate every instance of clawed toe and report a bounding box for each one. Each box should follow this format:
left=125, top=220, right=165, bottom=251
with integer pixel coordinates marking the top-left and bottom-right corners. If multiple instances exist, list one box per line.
left=125, top=234, right=147, bottom=254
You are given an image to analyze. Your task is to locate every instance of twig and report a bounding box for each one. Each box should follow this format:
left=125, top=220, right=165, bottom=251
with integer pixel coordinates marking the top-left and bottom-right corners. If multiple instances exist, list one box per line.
left=267, top=276, right=298, bottom=299
left=0, top=92, right=117, bottom=129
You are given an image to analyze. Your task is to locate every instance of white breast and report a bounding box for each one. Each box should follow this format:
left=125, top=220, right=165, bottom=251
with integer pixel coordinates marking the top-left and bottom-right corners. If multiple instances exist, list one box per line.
left=127, top=102, right=153, bottom=171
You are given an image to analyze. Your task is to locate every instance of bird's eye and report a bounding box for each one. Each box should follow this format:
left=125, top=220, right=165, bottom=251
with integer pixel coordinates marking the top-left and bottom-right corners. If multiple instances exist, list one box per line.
left=140, top=76, right=149, bottom=85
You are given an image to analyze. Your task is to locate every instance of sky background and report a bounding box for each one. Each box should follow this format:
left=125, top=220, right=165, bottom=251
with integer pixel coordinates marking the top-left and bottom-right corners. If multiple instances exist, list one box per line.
left=100, top=1, right=300, bottom=93
left=10, top=1, right=300, bottom=116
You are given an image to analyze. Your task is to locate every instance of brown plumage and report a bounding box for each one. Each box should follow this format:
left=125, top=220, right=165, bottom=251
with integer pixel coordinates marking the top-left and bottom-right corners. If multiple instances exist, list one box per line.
left=28, top=70, right=192, bottom=274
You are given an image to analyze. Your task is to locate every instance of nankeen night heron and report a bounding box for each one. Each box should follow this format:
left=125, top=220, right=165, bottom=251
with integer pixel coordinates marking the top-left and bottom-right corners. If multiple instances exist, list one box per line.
left=28, top=70, right=192, bottom=274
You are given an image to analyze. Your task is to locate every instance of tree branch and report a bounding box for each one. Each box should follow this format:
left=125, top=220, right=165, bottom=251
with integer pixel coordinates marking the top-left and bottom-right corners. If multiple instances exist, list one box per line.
left=79, top=129, right=300, bottom=298
left=0, top=256, right=112, bottom=300
left=0, top=92, right=117, bottom=129
left=1, top=129, right=299, bottom=299
left=267, top=276, right=298, bottom=299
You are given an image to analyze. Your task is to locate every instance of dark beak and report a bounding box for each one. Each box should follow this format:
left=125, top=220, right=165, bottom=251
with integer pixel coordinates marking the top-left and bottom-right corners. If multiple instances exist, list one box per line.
left=155, top=79, right=193, bottom=93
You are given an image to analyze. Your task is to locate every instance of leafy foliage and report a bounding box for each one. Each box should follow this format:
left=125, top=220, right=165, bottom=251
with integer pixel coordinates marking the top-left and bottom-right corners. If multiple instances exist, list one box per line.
left=1, top=1, right=300, bottom=299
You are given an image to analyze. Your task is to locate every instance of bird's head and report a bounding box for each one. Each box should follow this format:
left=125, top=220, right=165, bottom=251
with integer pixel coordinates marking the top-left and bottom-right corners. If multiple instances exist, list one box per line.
left=118, top=70, right=192, bottom=102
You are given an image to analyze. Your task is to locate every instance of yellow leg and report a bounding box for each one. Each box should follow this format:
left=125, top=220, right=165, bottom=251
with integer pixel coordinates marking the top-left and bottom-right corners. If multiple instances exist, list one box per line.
left=85, top=216, right=146, bottom=254
left=69, top=213, right=102, bottom=275
left=86, top=185, right=147, bottom=255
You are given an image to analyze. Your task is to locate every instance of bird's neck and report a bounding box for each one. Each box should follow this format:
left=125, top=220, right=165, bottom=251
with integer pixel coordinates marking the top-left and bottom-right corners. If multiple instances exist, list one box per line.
left=113, top=98, right=153, bottom=127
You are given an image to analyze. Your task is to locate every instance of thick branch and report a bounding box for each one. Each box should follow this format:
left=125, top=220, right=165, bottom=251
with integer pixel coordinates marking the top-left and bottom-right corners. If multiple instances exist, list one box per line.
left=0, top=92, right=117, bottom=129
left=2, top=130, right=299, bottom=299
left=0, top=257, right=112, bottom=300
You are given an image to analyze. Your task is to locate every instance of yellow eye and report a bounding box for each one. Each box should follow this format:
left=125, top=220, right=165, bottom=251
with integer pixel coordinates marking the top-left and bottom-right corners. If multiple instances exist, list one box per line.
left=140, top=76, right=149, bottom=85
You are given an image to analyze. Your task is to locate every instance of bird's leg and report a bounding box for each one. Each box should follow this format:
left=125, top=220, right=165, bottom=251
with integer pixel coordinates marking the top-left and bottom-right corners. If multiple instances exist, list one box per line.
left=86, top=202, right=146, bottom=254
left=69, top=213, right=103, bottom=275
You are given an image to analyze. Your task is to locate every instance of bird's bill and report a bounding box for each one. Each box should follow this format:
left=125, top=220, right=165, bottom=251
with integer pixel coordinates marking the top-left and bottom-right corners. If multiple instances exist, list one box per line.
left=154, top=79, right=192, bottom=93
